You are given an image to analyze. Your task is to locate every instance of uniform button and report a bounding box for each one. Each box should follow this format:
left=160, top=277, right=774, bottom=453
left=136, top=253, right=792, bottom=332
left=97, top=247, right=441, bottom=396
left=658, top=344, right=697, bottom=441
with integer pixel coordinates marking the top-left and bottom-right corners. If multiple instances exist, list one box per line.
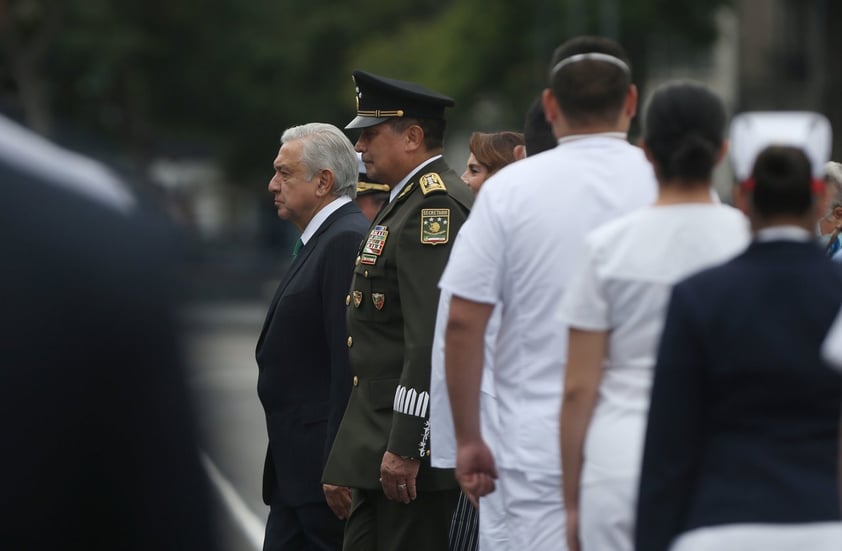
left=364, top=270, right=369, bottom=278
left=347, top=336, right=353, bottom=347
left=345, top=294, right=350, bottom=306
left=353, top=376, right=359, bottom=386
left=355, top=256, right=361, bottom=266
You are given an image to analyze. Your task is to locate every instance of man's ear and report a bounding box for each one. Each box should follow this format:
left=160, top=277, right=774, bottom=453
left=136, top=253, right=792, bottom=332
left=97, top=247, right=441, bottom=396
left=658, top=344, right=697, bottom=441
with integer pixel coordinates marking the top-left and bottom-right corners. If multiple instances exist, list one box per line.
left=316, top=169, right=335, bottom=197
left=624, top=84, right=638, bottom=119
left=405, top=124, right=424, bottom=152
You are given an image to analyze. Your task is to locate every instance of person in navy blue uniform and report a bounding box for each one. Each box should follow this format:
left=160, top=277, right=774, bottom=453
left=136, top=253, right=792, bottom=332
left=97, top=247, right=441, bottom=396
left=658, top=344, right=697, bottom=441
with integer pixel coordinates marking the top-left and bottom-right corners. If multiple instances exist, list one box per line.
left=636, top=122, right=842, bottom=550
left=0, top=114, right=215, bottom=550
left=257, top=123, right=369, bottom=550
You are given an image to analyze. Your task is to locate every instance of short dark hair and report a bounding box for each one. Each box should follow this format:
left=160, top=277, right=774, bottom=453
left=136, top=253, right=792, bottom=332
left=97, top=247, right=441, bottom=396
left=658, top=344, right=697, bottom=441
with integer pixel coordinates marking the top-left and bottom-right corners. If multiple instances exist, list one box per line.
left=387, top=117, right=446, bottom=151
left=643, top=82, right=726, bottom=184
left=751, top=145, right=814, bottom=218
left=549, top=36, right=632, bottom=127
left=523, top=97, right=557, bottom=155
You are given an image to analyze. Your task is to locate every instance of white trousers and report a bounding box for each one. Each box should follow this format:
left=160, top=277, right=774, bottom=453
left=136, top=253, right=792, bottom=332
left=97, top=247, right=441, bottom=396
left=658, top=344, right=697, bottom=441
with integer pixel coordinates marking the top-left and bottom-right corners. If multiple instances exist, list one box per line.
left=496, top=467, right=566, bottom=551
left=671, top=522, right=842, bottom=551
left=579, top=476, right=635, bottom=551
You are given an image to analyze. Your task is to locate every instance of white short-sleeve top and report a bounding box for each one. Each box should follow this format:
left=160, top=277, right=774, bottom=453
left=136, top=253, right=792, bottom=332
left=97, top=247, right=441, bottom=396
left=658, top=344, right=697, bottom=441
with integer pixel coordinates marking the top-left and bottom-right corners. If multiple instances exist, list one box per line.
left=439, top=135, right=657, bottom=474
left=558, top=204, right=750, bottom=483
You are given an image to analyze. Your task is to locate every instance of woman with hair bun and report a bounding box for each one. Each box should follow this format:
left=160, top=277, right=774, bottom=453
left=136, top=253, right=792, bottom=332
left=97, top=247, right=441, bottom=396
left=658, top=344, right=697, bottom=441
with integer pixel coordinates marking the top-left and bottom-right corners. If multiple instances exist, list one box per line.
left=558, top=82, right=750, bottom=551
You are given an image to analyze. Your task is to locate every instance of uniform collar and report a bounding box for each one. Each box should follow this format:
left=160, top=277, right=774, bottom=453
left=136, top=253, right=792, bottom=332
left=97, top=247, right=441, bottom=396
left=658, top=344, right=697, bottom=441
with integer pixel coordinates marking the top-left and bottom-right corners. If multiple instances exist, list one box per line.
left=389, top=154, right=442, bottom=202
left=557, top=132, right=627, bottom=146
left=754, top=225, right=811, bottom=243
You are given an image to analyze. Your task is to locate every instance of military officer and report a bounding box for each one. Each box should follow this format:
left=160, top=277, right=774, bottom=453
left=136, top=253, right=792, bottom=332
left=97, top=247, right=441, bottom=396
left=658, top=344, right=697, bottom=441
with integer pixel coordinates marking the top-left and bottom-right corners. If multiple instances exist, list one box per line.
left=322, top=70, right=473, bottom=550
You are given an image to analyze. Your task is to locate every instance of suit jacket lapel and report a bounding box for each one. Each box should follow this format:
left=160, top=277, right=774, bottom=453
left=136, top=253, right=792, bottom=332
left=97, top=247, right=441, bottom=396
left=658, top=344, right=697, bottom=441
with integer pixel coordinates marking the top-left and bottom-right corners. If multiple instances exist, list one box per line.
left=257, top=202, right=357, bottom=352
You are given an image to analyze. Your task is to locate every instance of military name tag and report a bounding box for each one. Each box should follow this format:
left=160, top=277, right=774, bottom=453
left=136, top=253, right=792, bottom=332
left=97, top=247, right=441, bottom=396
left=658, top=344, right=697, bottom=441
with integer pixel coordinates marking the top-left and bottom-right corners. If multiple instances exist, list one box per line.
left=420, top=208, right=450, bottom=245
left=372, top=292, right=385, bottom=310
left=362, top=225, right=388, bottom=260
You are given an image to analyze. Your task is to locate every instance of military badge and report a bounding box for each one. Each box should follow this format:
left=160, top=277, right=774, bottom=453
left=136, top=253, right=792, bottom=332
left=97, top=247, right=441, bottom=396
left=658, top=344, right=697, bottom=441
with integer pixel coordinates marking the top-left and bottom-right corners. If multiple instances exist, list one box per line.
left=396, top=182, right=414, bottom=201
left=372, top=292, right=385, bottom=311
left=352, top=291, right=363, bottom=308
left=419, top=173, right=447, bottom=195
left=420, top=208, right=450, bottom=245
left=362, top=225, right=388, bottom=262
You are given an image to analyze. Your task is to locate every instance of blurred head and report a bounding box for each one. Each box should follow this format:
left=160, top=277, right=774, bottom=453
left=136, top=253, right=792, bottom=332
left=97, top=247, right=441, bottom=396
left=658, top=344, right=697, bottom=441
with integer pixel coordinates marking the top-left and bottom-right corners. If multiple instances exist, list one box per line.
left=543, top=36, right=635, bottom=134
left=268, top=123, right=358, bottom=231
left=818, top=161, right=842, bottom=236
left=523, top=97, right=557, bottom=156
left=461, top=131, right=525, bottom=194
left=642, top=82, right=727, bottom=187
left=740, top=145, right=824, bottom=231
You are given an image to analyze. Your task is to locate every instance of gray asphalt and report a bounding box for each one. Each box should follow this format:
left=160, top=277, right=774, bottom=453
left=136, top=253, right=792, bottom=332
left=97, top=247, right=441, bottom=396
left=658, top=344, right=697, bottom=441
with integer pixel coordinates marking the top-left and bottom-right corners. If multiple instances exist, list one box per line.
left=184, top=301, right=271, bottom=550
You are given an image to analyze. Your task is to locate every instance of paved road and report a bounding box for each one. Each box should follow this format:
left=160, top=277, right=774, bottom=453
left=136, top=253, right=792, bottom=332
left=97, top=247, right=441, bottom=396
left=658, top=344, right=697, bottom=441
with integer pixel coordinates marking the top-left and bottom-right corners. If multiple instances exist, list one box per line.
left=183, top=301, right=271, bottom=550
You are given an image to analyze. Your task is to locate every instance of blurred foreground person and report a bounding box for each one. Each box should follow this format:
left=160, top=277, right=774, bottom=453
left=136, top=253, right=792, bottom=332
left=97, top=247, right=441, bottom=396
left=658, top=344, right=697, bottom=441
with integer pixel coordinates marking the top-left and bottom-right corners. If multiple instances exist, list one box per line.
left=0, top=115, right=216, bottom=549
left=558, top=82, right=749, bottom=551
left=257, top=123, right=369, bottom=550
left=354, top=153, right=390, bottom=222
left=636, top=112, right=842, bottom=551
left=431, top=130, right=525, bottom=551
left=442, top=35, right=656, bottom=550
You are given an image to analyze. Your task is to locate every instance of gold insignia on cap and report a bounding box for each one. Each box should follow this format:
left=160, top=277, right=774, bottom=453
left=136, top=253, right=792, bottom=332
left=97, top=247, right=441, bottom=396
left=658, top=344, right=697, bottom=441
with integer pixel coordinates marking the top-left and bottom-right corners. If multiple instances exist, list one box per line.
left=419, top=173, right=447, bottom=196
left=372, top=293, right=385, bottom=311
left=352, top=291, right=363, bottom=308
left=421, top=208, right=450, bottom=245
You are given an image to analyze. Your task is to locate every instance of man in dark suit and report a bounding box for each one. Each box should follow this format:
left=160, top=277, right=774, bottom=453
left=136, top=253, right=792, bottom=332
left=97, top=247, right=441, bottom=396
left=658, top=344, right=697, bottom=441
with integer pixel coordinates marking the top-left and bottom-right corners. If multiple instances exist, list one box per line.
left=0, top=114, right=216, bottom=549
left=321, top=71, right=473, bottom=551
left=636, top=123, right=842, bottom=549
left=257, top=122, right=369, bottom=550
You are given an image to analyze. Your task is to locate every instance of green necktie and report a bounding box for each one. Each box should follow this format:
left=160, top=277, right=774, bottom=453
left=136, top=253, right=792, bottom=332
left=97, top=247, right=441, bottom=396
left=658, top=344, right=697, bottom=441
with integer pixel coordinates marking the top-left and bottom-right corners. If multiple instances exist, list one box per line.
left=292, top=238, right=303, bottom=259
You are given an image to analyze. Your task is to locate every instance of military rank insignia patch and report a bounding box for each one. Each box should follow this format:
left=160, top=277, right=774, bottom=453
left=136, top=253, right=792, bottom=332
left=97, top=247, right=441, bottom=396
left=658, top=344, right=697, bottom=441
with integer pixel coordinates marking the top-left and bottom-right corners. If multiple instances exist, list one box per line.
left=419, top=173, right=447, bottom=195
left=420, top=208, right=450, bottom=245
left=361, top=225, right=388, bottom=265
left=372, top=292, right=385, bottom=310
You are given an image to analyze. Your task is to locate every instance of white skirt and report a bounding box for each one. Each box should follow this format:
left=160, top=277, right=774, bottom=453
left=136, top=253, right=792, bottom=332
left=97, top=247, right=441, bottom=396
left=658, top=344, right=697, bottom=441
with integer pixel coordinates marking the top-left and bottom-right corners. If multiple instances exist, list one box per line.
left=671, top=522, right=842, bottom=551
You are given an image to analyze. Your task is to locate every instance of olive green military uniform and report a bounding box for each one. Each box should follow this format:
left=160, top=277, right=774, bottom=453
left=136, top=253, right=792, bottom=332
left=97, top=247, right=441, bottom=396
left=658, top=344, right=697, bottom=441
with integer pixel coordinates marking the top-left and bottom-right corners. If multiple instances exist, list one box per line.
left=323, top=157, right=472, bottom=549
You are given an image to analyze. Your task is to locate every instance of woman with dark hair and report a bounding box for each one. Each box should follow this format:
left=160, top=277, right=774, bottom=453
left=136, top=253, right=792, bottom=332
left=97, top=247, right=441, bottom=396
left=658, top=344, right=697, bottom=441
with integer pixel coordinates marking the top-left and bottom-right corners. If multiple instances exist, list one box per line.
left=460, top=131, right=525, bottom=193
left=636, top=139, right=842, bottom=550
left=557, top=82, right=750, bottom=551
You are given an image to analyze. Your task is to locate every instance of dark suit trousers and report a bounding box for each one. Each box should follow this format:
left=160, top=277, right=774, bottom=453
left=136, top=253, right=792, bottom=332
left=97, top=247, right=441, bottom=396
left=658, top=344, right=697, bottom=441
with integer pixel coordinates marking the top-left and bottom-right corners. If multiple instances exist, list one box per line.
left=263, top=492, right=344, bottom=551
left=343, top=487, right=460, bottom=551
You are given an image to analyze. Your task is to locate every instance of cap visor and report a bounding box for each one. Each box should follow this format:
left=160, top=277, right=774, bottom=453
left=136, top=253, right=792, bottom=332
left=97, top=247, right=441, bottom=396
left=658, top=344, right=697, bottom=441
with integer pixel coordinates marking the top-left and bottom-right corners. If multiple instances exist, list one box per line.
left=345, top=115, right=390, bottom=130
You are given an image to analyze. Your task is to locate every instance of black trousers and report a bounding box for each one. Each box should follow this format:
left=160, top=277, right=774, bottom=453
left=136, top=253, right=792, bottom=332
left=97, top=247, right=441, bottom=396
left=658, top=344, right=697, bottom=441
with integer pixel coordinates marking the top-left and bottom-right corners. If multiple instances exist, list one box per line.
left=343, top=487, right=460, bottom=551
left=263, top=493, right=344, bottom=551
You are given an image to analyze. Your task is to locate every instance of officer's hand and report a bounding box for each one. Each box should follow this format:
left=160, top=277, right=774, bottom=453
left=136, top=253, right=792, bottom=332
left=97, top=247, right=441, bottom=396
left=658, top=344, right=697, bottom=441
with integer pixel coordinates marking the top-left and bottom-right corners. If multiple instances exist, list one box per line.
left=379, top=451, right=419, bottom=504
left=323, top=484, right=352, bottom=519
left=455, top=439, right=498, bottom=507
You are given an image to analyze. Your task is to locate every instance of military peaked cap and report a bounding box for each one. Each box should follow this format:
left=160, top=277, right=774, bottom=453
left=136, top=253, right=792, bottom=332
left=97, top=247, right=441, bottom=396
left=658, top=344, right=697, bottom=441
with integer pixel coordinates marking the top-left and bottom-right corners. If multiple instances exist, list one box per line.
left=345, top=70, right=455, bottom=129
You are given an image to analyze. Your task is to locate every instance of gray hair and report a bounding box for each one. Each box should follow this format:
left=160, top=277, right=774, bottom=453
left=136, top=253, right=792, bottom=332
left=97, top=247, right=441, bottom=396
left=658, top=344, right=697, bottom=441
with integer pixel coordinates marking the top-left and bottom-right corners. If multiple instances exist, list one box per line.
left=826, top=161, right=842, bottom=207
left=280, top=123, right=358, bottom=199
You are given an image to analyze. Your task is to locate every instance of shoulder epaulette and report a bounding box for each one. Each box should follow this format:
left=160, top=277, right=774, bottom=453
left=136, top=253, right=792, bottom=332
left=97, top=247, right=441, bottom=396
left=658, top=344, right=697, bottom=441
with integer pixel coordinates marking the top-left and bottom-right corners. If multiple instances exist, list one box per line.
left=418, top=172, right=447, bottom=196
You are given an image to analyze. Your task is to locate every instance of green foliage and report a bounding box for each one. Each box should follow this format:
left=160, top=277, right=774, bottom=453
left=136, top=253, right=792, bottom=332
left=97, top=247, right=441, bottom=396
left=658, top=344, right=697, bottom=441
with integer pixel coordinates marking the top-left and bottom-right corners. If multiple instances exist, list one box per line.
left=0, top=0, right=730, bottom=183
